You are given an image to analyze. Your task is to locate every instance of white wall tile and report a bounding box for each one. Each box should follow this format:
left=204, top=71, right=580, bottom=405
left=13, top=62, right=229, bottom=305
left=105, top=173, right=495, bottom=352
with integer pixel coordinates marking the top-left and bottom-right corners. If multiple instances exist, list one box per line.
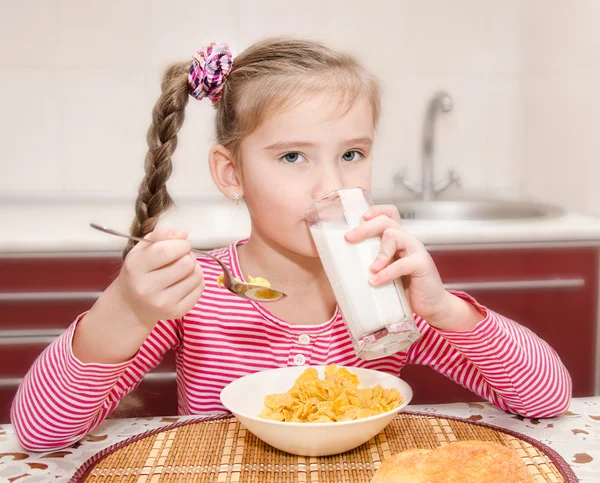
left=0, top=68, right=63, bottom=194
left=370, top=75, right=416, bottom=196
left=60, top=66, right=221, bottom=198
left=237, top=0, right=407, bottom=70
left=0, top=1, right=535, bottom=203
left=61, top=68, right=152, bottom=193
left=165, top=96, right=223, bottom=198
left=404, top=0, right=524, bottom=75
left=58, top=0, right=152, bottom=69
left=468, top=77, right=524, bottom=197
left=149, top=0, right=239, bottom=69
left=524, top=0, right=600, bottom=74
left=521, top=1, right=600, bottom=216
left=0, top=0, right=59, bottom=67
left=523, top=70, right=600, bottom=214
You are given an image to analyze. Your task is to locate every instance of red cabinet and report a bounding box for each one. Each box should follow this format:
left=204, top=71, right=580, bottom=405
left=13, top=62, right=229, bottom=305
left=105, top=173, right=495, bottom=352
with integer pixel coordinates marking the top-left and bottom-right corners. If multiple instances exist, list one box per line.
left=0, top=246, right=598, bottom=422
left=0, top=255, right=178, bottom=423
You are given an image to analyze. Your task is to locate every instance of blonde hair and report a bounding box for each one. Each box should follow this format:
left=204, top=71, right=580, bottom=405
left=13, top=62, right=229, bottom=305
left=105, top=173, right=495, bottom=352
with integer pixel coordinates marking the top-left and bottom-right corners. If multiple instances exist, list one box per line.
left=125, top=37, right=381, bottom=256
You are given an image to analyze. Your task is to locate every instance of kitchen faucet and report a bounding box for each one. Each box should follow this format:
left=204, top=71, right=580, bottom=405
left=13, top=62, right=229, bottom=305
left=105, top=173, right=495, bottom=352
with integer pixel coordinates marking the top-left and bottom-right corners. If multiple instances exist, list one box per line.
left=394, top=91, right=460, bottom=201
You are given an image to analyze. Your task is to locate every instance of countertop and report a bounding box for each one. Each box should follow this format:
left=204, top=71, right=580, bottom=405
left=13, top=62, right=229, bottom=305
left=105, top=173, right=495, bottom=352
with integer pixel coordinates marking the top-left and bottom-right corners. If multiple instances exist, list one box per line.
left=1, top=397, right=598, bottom=482
left=3, top=196, right=600, bottom=254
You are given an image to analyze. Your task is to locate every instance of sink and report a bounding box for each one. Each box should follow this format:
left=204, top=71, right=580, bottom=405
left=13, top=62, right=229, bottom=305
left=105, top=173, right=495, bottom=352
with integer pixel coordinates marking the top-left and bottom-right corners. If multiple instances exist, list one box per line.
left=375, top=199, right=566, bottom=222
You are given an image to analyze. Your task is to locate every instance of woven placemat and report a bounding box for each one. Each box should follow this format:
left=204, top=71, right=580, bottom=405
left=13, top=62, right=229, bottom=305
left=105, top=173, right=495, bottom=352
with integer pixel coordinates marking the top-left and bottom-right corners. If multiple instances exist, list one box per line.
left=69, top=412, right=578, bottom=483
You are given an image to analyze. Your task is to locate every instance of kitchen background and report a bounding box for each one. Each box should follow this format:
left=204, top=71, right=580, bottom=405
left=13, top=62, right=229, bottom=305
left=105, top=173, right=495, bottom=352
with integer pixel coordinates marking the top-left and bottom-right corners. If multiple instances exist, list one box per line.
left=1, top=0, right=598, bottom=214
left=1, top=1, right=599, bottom=423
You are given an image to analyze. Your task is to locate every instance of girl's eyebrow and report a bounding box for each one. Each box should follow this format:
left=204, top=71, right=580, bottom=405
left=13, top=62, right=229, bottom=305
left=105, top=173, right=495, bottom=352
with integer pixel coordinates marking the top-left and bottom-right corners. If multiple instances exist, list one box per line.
left=264, top=141, right=315, bottom=151
left=344, top=137, right=373, bottom=148
left=264, top=137, right=373, bottom=152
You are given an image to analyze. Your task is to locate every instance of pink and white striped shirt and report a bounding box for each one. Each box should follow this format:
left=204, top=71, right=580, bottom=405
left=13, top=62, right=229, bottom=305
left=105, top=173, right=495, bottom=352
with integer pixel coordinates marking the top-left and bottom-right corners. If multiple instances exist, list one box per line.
left=11, top=240, right=572, bottom=451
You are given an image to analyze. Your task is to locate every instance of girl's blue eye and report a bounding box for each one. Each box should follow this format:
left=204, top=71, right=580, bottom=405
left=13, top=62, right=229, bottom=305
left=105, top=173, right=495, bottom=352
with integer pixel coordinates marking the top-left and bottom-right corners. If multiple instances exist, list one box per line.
left=281, top=152, right=306, bottom=164
left=342, top=151, right=363, bottom=162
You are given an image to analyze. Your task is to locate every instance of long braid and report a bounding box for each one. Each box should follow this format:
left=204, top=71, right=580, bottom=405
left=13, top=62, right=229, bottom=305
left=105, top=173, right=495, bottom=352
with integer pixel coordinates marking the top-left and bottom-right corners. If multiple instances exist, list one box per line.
left=124, top=61, right=191, bottom=257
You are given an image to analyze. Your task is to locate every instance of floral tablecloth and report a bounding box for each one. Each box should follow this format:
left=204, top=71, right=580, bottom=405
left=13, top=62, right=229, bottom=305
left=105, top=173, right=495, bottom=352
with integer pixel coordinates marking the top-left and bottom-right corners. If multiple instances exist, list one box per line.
left=1, top=397, right=599, bottom=482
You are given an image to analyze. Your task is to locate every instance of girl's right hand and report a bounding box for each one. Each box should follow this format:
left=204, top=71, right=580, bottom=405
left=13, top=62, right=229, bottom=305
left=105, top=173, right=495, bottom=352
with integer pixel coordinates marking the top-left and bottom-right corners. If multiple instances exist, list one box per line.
left=115, top=225, right=205, bottom=329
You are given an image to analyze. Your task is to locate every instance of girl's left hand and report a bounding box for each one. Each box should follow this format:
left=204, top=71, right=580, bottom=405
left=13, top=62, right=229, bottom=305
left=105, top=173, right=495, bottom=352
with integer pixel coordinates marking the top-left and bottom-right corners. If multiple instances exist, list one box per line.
left=344, top=204, right=458, bottom=330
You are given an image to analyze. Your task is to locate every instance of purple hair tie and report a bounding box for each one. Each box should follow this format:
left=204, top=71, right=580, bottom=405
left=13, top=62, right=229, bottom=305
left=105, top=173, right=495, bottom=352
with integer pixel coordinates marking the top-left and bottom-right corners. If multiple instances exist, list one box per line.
left=188, top=42, right=233, bottom=105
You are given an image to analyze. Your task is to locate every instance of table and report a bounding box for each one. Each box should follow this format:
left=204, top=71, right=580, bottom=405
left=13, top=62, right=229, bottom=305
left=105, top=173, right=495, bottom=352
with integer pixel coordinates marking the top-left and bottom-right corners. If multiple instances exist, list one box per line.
left=1, top=397, right=599, bottom=482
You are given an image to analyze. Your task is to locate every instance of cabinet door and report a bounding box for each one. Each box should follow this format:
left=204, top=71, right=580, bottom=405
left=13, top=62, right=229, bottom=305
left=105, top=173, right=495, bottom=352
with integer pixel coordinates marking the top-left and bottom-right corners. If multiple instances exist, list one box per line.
left=400, top=247, right=598, bottom=405
left=0, top=255, right=178, bottom=423
left=0, top=338, right=178, bottom=424
left=0, top=257, right=121, bottom=331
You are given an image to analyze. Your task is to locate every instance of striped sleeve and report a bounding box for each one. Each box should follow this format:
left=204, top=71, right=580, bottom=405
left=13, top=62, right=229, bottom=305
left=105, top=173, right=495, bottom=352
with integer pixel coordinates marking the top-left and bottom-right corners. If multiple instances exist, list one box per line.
left=407, top=292, right=572, bottom=418
left=11, top=314, right=180, bottom=452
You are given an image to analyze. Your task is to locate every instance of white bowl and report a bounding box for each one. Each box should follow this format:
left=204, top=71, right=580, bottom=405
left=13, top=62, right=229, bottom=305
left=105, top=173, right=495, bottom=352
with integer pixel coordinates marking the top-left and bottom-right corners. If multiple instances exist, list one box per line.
left=220, top=365, right=412, bottom=456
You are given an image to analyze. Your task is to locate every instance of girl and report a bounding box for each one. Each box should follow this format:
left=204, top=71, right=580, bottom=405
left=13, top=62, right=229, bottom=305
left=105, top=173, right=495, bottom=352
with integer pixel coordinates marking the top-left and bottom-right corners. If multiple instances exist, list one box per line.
left=12, top=38, right=571, bottom=452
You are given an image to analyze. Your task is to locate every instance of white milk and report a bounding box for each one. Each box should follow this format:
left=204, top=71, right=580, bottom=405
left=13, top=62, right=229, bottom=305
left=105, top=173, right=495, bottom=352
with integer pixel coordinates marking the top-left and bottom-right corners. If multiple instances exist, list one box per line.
left=310, top=222, right=408, bottom=339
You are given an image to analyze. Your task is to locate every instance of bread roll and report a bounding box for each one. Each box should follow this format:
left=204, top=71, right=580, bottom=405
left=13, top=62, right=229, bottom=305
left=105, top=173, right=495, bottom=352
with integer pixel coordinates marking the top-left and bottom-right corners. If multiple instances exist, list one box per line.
left=371, top=440, right=533, bottom=483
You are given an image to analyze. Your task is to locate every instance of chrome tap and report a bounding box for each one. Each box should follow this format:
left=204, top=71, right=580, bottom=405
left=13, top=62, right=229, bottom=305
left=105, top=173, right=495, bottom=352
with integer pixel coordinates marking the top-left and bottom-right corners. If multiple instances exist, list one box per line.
left=394, top=91, right=460, bottom=200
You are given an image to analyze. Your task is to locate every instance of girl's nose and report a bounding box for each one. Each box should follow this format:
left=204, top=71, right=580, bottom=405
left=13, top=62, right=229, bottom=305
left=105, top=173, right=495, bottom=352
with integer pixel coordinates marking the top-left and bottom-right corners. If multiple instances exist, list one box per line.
left=313, top=165, right=346, bottom=199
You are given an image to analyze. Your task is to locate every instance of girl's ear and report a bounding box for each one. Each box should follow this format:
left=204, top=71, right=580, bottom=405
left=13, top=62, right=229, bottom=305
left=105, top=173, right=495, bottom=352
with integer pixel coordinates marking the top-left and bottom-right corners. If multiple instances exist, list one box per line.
left=209, top=145, right=243, bottom=199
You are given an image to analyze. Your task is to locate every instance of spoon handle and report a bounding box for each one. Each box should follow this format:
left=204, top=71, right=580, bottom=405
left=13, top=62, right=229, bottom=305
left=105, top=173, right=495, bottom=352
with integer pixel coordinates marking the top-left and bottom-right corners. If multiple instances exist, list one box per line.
left=90, top=223, right=148, bottom=245
left=89, top=223, right=229, bottom=273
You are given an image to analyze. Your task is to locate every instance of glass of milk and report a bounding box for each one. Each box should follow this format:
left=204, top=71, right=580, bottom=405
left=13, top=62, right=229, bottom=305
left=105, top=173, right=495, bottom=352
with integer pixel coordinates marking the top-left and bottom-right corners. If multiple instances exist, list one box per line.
left=305, top=187, right=421, bottom=360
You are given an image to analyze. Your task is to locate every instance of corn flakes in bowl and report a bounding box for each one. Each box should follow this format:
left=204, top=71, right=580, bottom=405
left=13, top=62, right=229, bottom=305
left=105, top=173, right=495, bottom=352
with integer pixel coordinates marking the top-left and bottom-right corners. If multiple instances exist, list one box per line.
left=220, top=365, right=412, bottom=456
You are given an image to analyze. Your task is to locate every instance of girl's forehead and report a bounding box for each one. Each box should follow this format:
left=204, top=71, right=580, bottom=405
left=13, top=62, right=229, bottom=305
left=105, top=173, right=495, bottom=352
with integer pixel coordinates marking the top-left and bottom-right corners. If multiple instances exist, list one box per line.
left=254, top=93, right=375, bottom=140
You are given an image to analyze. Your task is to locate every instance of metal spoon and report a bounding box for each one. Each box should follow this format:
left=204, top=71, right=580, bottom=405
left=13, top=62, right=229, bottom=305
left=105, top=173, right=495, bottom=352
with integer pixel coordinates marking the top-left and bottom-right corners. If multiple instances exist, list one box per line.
left=90, top=223, right=287, bottom=303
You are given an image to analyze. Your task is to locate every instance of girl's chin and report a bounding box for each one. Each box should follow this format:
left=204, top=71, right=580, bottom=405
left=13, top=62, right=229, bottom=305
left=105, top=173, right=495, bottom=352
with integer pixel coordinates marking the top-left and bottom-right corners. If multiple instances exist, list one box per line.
left=279, top=235, right=320, bottom=259
left=250, top=222, right=319, bottom=258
